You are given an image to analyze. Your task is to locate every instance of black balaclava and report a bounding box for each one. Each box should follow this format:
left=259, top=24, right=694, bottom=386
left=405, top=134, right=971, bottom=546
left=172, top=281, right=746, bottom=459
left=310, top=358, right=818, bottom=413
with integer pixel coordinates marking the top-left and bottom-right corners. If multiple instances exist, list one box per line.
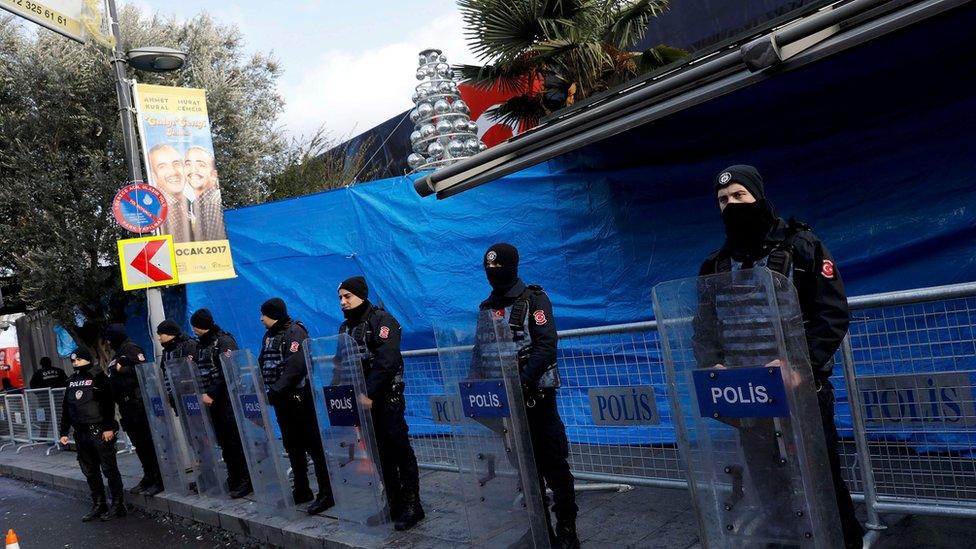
left=104, top=323, right=128, bottom=350
left=714, top=165, right=777, bottom=258
left=338, top=277, right=371, bottom=321
left=484, top=243, right=520, bottom=292
left=190, top=309, right=216, bottom=332
left=261, top=298, right=288, bottom=320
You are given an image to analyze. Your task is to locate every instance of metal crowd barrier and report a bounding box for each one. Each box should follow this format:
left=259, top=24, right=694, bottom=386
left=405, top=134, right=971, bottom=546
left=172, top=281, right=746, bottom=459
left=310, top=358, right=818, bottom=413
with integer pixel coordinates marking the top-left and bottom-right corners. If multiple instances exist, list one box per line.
left=401, top=281, right=976, bottom=532
left=0, top=395, right=12, bottom=447
left=0, top=389, right=65, bottom=454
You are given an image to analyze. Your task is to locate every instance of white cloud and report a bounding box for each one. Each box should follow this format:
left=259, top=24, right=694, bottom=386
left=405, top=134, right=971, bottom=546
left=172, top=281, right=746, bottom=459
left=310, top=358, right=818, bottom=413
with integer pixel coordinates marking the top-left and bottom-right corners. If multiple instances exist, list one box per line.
left=278, top=11, right=478, bottom=140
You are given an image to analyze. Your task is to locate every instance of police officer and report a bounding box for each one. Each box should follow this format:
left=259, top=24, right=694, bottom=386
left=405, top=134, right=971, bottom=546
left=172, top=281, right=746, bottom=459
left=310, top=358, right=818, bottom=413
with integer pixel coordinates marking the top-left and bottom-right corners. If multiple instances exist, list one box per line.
left=59, top=348, right=125, bottom=521
left=29, top=356, right=68, bottom=389
left=104, top=323, right=163, bottom=496
left=699, top=165, right=863, bottom=547
left=479, top=243, right=579, bottom=549
left=157, top=320, right=197, bottom=407
left=337, top=277, right=424, bottom=531
left=258, top=297, right=334, bottom=514
left=190, top=308, right=252, bottom=498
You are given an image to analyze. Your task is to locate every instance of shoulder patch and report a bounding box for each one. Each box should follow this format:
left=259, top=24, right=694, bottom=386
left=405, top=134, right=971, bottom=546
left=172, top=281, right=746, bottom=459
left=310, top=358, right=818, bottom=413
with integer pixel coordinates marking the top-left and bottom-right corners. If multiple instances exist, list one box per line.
left=493, top=309, right=506, bottom=318
left=137, top=353, right=146, bottom=362
left=533, top=310, right=548, bottom=326
left=289, top=341, right=300, bottom=353
left=378, top=326, right=390, bottom=339
left=821, top=259, right=836, bottom=279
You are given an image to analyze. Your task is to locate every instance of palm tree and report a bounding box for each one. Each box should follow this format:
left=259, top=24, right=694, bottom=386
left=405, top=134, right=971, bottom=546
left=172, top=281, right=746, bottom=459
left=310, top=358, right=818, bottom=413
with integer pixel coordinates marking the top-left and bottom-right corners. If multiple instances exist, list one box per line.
left=457, top=0, right=685, bottom=127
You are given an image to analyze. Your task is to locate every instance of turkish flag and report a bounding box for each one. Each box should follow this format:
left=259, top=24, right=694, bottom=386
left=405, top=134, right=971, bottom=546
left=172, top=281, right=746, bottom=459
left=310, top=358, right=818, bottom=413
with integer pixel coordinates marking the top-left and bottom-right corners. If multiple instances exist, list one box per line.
left=458, top=80, right=541, bottom=148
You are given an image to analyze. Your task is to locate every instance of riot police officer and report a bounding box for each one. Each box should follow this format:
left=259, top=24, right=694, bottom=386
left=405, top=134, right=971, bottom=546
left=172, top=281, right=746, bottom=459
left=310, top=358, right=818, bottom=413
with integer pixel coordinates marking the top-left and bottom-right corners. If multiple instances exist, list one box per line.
left=698, top=165, right=863, bottom=547
left=29, top=356, right=68, bottom=389
left=104, top=323, right=163, bottom=496
left=337, top=277, right=424, bottom=531
left=258, top=297, right=334, bottom=514
left=190, top=308, right=252, bottom=498
left=479, top=243, right=579, bottom=549
left=157, top=320, right=197, bottom=407
left=59, top=348, right=125, bottom=521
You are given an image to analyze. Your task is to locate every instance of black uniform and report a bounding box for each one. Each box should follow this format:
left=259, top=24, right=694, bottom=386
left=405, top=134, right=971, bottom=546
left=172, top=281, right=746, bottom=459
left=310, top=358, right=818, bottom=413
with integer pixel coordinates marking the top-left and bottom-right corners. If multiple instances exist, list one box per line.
left=60, top=365, right=124, bottom=509
left=107, top=338, right=161, bottom=488
left=195, top=327, right=250, bottom=491
left=698, top=217, right=863, bottom=547
left=259, top=319, right=332, bottom=501
left=30, top=361, right=68, bottom=389
left=339, top=302, right=420, bottom=516
left=479, top=279, right=577, bottom=537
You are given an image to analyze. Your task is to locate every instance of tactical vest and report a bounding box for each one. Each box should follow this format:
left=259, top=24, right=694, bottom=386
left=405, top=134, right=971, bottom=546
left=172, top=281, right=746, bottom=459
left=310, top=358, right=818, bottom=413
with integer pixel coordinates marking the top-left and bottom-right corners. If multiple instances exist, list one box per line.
left=713, top=218, right=810, bottom=278
left=341, top=308, right=405, bottom=389
left=259, top=321, right=307, bottom=387
left=504, top=284, right=560, bottom=389
left=67, top=371, right=102, bottom=426
left=194, top=339, right=221, bottom=395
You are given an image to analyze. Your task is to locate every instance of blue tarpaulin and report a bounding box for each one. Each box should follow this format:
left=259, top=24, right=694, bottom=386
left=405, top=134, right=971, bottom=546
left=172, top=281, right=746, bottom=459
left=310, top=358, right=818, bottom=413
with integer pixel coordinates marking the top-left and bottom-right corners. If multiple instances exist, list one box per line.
left=183, top=7, right=976, bottom=451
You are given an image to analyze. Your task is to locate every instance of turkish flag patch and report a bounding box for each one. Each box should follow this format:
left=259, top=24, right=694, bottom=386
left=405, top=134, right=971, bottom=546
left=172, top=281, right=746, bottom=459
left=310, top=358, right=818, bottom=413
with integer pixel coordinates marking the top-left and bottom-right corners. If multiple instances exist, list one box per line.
left=289, top=341, right=300, bottom=353
left=821, top=259, right=836, bottom=279
left=137, top=354, right=145, bottom=362
left=533, top=310, right=547, bottom=326
left=494, top=309, right=505, bottom=318
left=379, top=326, right=390, bottom=339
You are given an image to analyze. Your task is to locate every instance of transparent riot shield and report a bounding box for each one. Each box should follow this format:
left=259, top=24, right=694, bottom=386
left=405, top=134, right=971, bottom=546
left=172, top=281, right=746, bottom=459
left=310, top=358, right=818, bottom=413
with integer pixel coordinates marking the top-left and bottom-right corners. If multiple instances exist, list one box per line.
left=223, top=349, right=295, bottom=516
left=306, top=333, right=391, bottom=535
left=136, top=362, right=192, bottom=495
left=166, top=357, right=228, bottom=498
left=652, top=268, right=842, bottom=548
left=434, top=310, right=550, bottom=548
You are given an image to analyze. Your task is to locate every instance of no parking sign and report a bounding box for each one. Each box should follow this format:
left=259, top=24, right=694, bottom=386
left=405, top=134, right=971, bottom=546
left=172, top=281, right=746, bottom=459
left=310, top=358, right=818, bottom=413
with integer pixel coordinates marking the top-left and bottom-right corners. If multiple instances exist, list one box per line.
left=112, top=182, right=168, bottom=233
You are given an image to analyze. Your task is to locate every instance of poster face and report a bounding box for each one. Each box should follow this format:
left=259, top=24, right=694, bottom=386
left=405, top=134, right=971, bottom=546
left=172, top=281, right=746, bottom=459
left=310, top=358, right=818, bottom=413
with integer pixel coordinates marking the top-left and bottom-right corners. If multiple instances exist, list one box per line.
left=133, top=83, right=236, bottom=284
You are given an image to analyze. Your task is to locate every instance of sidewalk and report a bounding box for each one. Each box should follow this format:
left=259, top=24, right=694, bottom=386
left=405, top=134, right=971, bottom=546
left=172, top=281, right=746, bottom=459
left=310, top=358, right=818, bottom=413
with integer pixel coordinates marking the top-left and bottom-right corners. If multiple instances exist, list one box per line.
left=1, top=443, right=968, bottom=548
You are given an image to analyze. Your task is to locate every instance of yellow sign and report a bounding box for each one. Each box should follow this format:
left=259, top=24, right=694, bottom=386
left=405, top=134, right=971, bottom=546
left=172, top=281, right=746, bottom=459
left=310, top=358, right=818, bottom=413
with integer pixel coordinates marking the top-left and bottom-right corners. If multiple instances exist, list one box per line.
left=117, top=235, right=179, bottom=291
left=1, top=0, right=86, bottom=43
left=173, top=239, right=236, bottom=284
left=132, top=83, right=236, bottom=285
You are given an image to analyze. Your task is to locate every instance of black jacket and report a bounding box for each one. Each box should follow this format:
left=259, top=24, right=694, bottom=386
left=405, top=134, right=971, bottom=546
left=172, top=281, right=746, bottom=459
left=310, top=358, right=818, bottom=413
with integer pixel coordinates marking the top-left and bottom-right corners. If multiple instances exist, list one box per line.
left=195, top=328, right=239, bottom=401
left=259, top=319, right=310, bottom=395
left=698, top=218, right=850, bottom=380
left=30, top=366, right=68, bottom=389
left=108, top=339, right=148, bottom=408
left=60, top=367, right=117, bottom=435
left=339, top=304, right=404, bottom=401
left=479, top=279, right=558, bottom=388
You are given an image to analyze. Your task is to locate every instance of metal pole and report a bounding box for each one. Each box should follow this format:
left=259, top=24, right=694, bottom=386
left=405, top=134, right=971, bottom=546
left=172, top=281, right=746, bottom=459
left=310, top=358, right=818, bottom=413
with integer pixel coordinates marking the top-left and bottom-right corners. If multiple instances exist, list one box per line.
left=105, top=0, right=166, bottom=359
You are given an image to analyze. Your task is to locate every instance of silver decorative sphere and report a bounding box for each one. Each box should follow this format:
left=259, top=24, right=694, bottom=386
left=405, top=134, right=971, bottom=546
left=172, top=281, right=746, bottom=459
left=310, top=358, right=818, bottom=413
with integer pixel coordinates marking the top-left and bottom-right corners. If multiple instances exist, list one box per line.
left=452, top=99, right=469, bottom=114
left=415, top=68, right=425, bottom=80
left=447, top=140, right=464, bottom=157
left=436, top=119, right=453, bottom=134
left=478, top=142, right=487, bottom=152
left=417, top=103, right=433, bottom=119
left=427, top=141, right=444, bottom=158
left=413, top=140, right=426, bottom=153
left=433, top=99, right=450, bottom=114
left=410, top=91, right=419, bottom=104
left=409, top=109, right=420, bottom=124
left=410, top=130, right=422, bottom=143
left=419, top=123, right=435, bottom=138
left=453, top=118, right=469, bottom=132
left=438, top=54, right=447, bottom=63
left=467, top=120, right=478, bottom=133
left=436, top=63, right=449, bottom=76
left=438, top=81, right=452, bottom=94
left=450, top=82, right=459, bottom=93
left=418, top=55, right=426, bottom=67
left=464, top=138, right=481, bottom=154
left=425, top=66, right=436, bottom=78
left=407, top=153, right=425, bottom=169
left=427, top=52, right=439, bottom=63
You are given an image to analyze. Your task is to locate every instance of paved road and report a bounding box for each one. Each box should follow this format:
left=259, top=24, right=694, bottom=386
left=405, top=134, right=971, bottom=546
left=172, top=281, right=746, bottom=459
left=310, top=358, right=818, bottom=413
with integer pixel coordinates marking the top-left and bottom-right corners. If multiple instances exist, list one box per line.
left=0, top=475, right=257, bottom=548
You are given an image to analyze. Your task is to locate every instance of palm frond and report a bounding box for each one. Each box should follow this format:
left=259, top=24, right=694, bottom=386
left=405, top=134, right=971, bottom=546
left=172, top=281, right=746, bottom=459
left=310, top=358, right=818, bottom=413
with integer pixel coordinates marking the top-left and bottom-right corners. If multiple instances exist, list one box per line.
left=633, top=44, right=687, bottom=73
left=602, top=0, right=670, bottom=49
left=485, top=94, right=548, bottom=128
left=454, top=61, right=540, bottom=94
left=458, top=0, right=542, bottom=62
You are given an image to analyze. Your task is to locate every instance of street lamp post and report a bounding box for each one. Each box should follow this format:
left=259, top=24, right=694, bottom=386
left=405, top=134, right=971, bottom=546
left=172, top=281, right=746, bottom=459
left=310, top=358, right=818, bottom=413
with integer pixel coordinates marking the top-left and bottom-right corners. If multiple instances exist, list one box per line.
left=105, top=0, right=186, bottom=359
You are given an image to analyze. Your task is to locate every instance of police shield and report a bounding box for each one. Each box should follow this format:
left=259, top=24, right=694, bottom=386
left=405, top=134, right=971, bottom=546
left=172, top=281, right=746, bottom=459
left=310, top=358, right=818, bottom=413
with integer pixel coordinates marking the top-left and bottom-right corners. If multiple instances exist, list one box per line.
left=652, top=268, right=843, bottom=548
left=166, top=357, right=228, bottom=498
left=222, top=349, right=295, bottom=515
left=434, top=310, right=550, bottom=548
left=306, top=334, right=391, bottom=534
left=136, top=362, right=192, bottom=495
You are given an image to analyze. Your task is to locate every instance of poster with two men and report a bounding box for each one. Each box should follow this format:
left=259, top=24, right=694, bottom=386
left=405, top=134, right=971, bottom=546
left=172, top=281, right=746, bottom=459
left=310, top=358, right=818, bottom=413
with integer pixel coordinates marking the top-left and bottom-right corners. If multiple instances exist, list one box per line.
left=133, top=83, right=235, bottom=284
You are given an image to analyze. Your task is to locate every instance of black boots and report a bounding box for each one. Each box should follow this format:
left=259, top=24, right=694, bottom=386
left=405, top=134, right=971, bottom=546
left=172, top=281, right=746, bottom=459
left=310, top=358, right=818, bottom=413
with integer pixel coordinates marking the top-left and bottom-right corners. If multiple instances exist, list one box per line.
left=141, top=478, right=164, bottom=496
left=555, top=522, right=580, bottom=549
left=81, top=496, right=108, bottom=522
left=104, top=498, right=127, bottom=520
left=394, top=492, right=425, bottom=531
left=307, top=491, right=335, bottom=515
left=292, top=486, right=314, bottom=505
left=129, top=477, right=152, bottom=495
left=229, top=480, right=253, bottom=499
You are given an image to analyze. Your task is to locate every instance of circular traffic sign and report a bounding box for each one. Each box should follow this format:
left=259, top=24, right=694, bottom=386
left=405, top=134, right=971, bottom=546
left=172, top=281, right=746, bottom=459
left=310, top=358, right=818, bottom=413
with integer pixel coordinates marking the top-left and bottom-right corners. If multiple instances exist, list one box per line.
left=113, top=183, right=168, bottom=233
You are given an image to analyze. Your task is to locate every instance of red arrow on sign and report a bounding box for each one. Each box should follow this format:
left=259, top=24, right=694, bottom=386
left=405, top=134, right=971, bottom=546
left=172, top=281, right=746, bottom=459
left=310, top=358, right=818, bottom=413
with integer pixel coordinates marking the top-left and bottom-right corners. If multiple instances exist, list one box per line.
left=130, top=239, right=172, bottom=282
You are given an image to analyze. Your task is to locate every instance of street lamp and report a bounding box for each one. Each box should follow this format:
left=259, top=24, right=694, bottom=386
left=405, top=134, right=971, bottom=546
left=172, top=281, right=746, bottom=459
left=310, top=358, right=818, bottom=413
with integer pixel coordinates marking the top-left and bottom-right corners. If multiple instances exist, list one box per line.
left=105, top=0, right=187, bottom=357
